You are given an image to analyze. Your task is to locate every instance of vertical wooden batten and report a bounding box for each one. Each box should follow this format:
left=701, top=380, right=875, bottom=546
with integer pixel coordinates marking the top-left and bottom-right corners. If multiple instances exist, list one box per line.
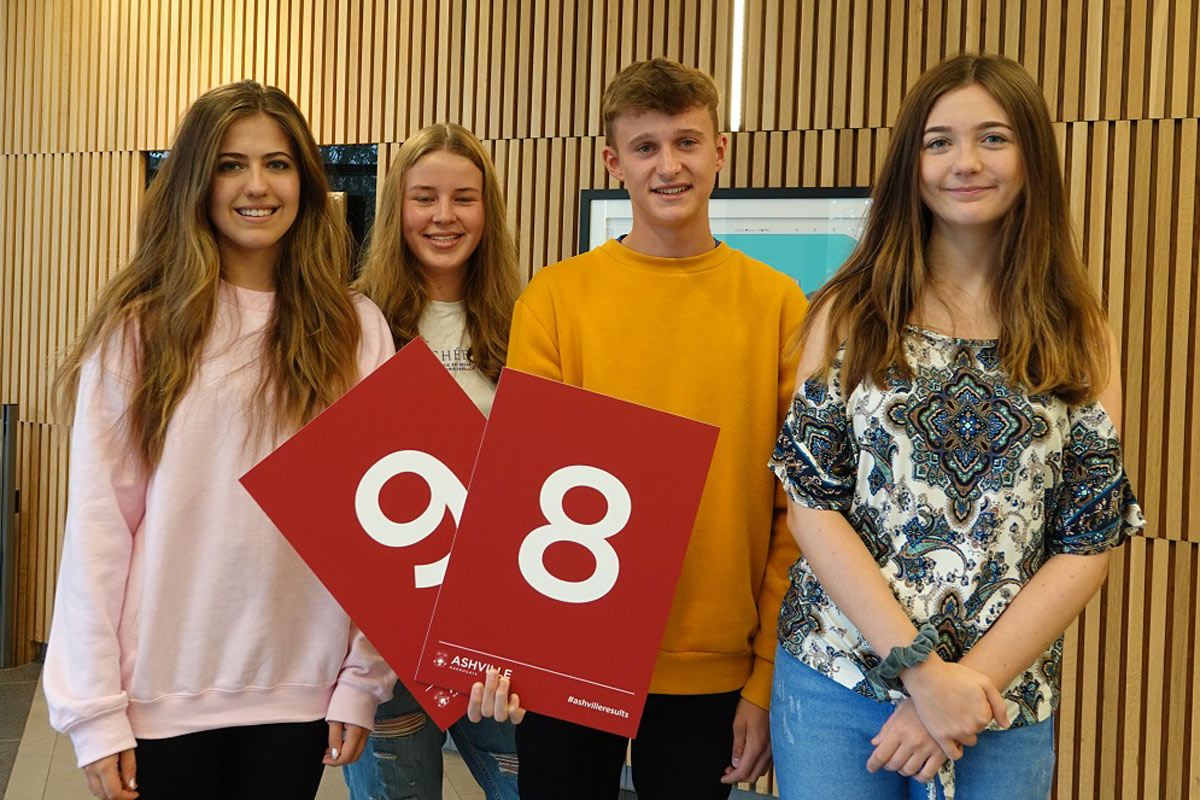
left=0, top=2, right=1195, bottom=797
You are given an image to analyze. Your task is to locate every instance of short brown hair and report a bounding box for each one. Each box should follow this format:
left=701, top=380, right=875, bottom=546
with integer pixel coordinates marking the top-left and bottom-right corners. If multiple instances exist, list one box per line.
left=601, top=58, right=720, bottom=146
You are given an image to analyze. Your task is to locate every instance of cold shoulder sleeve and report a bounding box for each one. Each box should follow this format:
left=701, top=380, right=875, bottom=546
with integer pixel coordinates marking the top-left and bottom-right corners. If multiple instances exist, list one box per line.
left=1047, top=401, right=1145, bottom=555
left=768, top=358, right=856, bottom=511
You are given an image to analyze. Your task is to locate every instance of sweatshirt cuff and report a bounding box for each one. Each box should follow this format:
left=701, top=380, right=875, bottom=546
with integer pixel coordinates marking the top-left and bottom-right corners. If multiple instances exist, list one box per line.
left=326, top=681, right=383, bottom=732
left=740, top=656, right=774, bottom=711
left=68, top=709, right=137, bottom=769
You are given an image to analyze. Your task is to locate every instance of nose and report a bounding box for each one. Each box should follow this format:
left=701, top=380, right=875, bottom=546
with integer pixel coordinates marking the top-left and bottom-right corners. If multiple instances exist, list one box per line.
left=658, top=146, right=681, bottom=177
left=244, top=165, right=269, bottom=197
left=952, top=142, right=982, bottom=175
left=433, top=197, right=456, bottom=224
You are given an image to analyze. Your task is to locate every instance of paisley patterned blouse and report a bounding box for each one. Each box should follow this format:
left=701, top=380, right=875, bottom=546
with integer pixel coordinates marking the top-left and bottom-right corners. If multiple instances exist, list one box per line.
left=769, top=326, right=1145, bottom=728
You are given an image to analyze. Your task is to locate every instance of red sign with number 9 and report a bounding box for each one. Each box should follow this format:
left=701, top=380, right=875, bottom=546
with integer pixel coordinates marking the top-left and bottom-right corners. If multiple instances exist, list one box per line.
left=241, top=340, right=484, bottom=730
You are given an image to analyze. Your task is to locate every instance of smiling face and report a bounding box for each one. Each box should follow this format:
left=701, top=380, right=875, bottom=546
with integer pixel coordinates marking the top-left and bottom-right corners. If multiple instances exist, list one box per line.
left=919, top=83, right=1025, bottom=236
left=207, top=113, right=301, bottom=270
left=401, top=149, right=485, bottom=300
left=601, top=105, right=726, bottom=239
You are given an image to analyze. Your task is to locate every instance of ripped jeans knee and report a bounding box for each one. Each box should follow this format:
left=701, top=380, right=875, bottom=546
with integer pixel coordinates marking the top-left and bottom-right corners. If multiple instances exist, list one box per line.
left=448, top=717, right=520, bottom=798
left=491, top=751, right=519, bottom=777
left=372, top=710, right=430, bottom=750
left=343, top=709, right=446, bottom=800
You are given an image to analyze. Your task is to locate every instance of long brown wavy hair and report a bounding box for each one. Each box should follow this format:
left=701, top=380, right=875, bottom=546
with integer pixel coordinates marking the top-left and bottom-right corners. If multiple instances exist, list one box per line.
left=798, top=54, right=1109, bottom=404
left=355, top=123, right=520, bottom=381
left=53, top=81, right=361, bottom=467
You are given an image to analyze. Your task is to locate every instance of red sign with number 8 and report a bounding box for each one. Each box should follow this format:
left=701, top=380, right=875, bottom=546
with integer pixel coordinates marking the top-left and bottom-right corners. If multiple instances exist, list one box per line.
left=416, top=369, right=719, bottom=737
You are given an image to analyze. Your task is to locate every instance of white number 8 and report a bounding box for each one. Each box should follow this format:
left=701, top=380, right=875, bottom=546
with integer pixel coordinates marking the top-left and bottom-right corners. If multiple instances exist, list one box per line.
left=517, top=465, right=631, bottom=604
left=355, top=450, right=462, bottom=589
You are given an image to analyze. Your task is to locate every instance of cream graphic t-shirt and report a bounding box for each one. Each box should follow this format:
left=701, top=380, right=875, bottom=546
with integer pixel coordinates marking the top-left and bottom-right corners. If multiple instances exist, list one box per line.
left=419, top=299, right=496, bottom=416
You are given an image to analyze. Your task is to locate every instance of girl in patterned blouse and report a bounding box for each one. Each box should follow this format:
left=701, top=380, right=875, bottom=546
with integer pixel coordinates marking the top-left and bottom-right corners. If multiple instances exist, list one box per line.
left=768, top=55, right=1144, bottom=800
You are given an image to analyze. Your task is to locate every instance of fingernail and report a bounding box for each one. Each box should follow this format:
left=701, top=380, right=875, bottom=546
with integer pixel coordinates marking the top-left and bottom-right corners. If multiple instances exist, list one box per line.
left=731, top=756, right=741, bottom=767
left=331, top=747, right=339, bottom=760
left=130, top=779, right=137, bottom=790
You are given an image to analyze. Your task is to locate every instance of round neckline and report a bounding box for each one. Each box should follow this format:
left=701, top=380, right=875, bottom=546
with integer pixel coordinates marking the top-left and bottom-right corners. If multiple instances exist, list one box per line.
left=218, top=279, right=275, bottom=311
left=905, top=323, right=998, bottom=345
left=602, top=238, right=732, bottom=274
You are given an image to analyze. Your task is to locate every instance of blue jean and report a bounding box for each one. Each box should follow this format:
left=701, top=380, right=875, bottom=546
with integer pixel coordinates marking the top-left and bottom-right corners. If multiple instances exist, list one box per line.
left=770, top=646, right=1054, bottom=800
left=343, top=681, right=518, bottom=800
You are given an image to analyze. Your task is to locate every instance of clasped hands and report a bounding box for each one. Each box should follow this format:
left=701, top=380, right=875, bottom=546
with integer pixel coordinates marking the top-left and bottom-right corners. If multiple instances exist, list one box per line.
left=866, top=656, right=1010, bottom=783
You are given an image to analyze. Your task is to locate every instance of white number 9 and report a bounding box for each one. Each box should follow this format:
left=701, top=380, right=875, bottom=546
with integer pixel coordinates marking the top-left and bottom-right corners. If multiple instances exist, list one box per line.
left=355, top=450, right=463, bottom=588
left=517, top=465, right=631, bottom=604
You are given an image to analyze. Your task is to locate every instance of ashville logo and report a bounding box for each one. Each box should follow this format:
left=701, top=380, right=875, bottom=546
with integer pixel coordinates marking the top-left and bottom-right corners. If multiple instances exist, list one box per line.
left=444, top=654, right=513, bottom=679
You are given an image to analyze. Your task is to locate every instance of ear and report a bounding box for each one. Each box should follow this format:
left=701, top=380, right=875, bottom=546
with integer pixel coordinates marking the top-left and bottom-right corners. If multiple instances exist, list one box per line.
left=714, top=133, right=729, bottom=173
left=601, top=144, right=625, bottom=183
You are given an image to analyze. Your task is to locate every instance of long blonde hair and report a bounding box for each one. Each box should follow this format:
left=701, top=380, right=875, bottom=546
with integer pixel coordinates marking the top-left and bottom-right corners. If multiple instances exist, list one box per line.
left=798, top=54, right=1109, bottom=404
left=355, top=123, right=520, bottom=380
left=53, top=80, right=361, bottom=467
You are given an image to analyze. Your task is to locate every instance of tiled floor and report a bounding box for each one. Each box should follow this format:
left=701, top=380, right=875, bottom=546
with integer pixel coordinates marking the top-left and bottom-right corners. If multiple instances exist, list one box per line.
left=2, top=680, right=485, bottom=800
left=0, top=664, right=42, bottom=793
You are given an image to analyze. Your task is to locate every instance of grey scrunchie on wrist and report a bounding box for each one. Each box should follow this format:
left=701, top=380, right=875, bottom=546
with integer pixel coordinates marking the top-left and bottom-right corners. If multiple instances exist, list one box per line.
left=866, top=624, right=939, bottom=692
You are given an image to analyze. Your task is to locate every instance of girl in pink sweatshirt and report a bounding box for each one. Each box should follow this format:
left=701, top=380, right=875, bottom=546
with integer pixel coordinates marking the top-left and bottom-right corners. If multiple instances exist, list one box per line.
left=44, top=81, right=395, bottom=800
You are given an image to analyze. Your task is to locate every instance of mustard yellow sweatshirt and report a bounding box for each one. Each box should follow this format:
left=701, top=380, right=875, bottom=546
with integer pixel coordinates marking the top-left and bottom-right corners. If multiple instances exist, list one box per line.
left=508, top=239, right=808, bottom=709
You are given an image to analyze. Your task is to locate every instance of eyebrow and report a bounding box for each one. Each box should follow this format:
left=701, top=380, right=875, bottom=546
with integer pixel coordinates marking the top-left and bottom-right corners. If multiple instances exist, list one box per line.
left=923, top=122, right=1013, bottom=134
left=406, top=184, right=481, bottom=192
left=633, top=128, right=707, bottom=140
left=625, top=128, right=708, bottom=148
left=217, top=151, right=294, bottom=159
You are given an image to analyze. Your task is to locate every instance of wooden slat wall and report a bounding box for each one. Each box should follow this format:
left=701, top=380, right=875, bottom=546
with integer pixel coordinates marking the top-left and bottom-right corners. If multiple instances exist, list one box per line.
left=1, top=2, right=1195, bottom=797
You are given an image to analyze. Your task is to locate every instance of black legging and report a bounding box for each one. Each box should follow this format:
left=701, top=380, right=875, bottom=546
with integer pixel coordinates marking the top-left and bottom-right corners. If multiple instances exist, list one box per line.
left=516, top=690, right=742, bottom=800
left=132, top=720, right=328, bottom=800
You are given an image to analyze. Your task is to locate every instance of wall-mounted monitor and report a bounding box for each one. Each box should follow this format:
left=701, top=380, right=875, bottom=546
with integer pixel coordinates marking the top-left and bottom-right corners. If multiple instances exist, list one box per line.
left=579, top=187, right=872, bottom=295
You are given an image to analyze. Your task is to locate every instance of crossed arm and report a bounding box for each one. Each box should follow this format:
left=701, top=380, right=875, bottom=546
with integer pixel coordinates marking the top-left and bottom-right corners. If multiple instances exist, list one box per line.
left=786, top=453, right=1115, bottom=780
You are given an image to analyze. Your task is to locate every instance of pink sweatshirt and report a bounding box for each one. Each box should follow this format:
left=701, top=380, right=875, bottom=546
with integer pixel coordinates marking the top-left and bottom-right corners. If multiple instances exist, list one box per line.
left=44, top=282, right=397, bottom=767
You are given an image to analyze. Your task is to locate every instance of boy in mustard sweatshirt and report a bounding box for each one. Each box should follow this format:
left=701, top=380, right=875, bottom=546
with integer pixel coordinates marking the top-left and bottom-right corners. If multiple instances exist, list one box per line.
left=507, top=58, right=808, bottom=799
